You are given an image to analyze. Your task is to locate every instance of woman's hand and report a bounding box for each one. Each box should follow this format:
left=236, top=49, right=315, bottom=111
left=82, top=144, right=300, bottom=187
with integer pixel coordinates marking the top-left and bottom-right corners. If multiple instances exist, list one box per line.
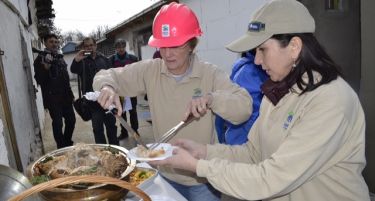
left=172, top=139, right=207, bottom=159
left=149, top=139, right=207, bottom=172
left=184, top=94, right=213, bottom=120
left=149, top=147, right=198, bottom=172
left=97, top=85, right=122, bottom=116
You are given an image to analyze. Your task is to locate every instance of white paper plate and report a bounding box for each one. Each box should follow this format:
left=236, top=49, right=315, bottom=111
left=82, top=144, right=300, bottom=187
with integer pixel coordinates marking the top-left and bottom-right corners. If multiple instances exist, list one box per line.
left=128, top=143, right=173, bottom=162
left=141, top=195, right=177, bottom=201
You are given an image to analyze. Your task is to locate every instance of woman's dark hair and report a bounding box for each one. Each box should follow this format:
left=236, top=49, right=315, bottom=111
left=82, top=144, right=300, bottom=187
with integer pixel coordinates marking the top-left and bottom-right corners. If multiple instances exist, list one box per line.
left=271, top=33, right=342, bottom=94
left=187, top=37, right=198, bottom=50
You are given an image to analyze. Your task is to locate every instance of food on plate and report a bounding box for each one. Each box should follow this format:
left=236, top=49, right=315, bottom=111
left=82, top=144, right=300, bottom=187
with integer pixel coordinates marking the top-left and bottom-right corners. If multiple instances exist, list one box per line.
left=135, top=145, right=165, bottom=158
left=31, top=144, right=129, bottom=186
left=129, top=167, right=156, bottom=186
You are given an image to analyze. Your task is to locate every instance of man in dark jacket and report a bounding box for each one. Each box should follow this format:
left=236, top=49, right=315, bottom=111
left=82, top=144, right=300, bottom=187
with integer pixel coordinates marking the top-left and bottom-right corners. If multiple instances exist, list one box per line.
left=109, top=39, right=139, bottom=140
left=70, top=37, right=118, bottom=145
left=34, top=33, right=76, bottom=148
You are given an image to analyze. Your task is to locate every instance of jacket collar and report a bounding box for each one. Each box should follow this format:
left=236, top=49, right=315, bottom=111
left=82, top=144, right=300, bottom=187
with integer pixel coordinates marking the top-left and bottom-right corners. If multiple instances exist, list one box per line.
left=161, top=53, right=202, bottom=79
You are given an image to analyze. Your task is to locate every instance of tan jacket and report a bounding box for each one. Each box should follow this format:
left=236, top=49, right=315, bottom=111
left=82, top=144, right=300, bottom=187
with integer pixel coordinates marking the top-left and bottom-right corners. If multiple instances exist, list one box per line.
left=197, top=77, right=370, bottom=201
left=93, top=54, right=252, bottom=185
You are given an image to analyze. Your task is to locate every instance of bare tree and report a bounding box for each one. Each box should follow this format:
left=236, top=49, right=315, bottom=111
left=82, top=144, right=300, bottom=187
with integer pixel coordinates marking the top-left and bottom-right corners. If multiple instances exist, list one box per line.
left=89, top=25, right=110, bottom=40
left=62, top=30, right=85, bottom=44
left=60, top=25, right=110, bottom=45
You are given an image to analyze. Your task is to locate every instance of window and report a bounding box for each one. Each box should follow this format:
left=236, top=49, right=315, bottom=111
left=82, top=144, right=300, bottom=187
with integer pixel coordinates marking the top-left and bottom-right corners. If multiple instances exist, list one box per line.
left=325, top=0, right=343, bottom=11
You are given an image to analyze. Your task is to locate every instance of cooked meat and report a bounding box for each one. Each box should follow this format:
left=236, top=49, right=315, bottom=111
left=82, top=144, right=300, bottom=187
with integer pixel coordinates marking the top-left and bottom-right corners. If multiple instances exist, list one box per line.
left=136, top=145, right=166, bottom=158
left=33, top=144, right=129, bottom=181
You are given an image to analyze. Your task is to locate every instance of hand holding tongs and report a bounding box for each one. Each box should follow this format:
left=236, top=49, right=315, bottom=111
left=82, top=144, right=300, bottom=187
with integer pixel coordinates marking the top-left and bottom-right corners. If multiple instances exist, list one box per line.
left=149, top=114, right=195, bottom=150
left=83, top=91, right=150, bottom=150
left=108, top=108, right=150, bottom=150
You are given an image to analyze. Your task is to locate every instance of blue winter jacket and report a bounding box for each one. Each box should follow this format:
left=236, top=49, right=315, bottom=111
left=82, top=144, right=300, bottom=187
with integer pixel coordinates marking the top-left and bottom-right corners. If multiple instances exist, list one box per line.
left=215, top=52, right=268, bottom=145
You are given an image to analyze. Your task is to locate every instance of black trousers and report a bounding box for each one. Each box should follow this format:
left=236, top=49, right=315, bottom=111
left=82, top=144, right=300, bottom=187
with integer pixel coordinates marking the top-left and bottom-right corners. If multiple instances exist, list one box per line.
left=121, top=97, right=139, bottom=134
left=48, top=103, right=76, bottom=148
left=91, top=108, right=118, bottom=145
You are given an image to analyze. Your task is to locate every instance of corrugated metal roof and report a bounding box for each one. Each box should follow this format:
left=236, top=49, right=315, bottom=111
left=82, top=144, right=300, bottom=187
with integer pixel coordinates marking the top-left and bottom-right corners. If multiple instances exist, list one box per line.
left=105, top=0, right=177, bottom=38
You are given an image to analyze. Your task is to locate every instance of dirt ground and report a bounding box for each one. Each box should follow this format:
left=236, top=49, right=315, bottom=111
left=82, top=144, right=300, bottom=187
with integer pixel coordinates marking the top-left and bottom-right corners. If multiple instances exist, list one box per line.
left=41, top=80, right=155, bottom=153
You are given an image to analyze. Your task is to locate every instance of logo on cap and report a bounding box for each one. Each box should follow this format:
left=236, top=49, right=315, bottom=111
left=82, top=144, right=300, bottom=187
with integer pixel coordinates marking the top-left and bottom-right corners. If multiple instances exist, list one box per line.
left=248, top=21, right=265, bottom=32
left=162, top=24, right=170, bottom=37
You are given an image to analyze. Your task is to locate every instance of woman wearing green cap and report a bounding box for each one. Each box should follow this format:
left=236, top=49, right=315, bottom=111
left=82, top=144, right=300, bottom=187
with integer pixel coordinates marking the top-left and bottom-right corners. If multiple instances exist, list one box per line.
left=151, top=0, right=370, bottom=200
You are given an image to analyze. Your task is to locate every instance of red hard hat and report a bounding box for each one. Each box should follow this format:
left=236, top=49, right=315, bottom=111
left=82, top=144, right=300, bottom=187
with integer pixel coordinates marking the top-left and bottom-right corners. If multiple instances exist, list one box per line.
left=148, top=2, right=203, bottom=48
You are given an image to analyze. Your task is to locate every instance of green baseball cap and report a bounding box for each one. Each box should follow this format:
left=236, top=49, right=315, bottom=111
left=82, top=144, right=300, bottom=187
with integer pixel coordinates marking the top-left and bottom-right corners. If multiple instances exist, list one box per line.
left=226, top=0, right=315, bottom=52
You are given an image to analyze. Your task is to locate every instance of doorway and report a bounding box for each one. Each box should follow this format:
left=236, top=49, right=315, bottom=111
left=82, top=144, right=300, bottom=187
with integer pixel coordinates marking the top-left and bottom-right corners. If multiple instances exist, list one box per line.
left=301, top=0, right=361, bottom=92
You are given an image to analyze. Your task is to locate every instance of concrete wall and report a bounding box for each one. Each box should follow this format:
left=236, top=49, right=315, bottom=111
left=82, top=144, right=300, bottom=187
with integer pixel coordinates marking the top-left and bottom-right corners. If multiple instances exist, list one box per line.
left=0, top=121, right=9, bottom=166
left=28, top=0, right=46, bottom=146
left=181, top=0, right=265, bottom=73
left=360, top=0, right=375, bottom=193
left=64, top=52, right=78, bottom=79
left=0, top=0, right=44, bottom=171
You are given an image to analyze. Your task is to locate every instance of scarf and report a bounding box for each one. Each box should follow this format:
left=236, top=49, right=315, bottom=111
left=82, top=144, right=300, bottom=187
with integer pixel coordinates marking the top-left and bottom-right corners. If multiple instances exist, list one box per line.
left=261, top=71, right=298, bottom=105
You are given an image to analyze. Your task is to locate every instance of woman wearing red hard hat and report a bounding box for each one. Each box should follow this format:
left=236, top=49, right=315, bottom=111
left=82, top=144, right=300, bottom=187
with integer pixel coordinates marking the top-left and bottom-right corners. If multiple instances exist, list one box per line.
left=93, top=2, right=252, bottom=201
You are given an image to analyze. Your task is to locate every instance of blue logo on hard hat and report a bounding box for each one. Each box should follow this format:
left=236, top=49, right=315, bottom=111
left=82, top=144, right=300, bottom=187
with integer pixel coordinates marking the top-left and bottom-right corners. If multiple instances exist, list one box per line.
left=162, top=24, right=170, bottom=37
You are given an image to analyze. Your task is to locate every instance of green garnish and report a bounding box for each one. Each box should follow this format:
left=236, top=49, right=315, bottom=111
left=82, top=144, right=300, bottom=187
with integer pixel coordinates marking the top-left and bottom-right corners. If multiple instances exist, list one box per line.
left=138, top=171, right=148, bottom=179
left=75, top=166, right=98, bottom=175
left=30, top=175, right=50, bottom=185
left=104, top=146, right=119, bottom=154
left=41, top=156, right=53, bottom=163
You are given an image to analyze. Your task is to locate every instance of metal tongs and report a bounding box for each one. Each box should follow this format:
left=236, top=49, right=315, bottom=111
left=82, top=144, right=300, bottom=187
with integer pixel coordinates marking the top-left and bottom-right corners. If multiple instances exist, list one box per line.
left=149, top=114, right=195, bottom=150
left=109, top=108, right=150, bottom=150
left=82, top=91, right=150, bottom=150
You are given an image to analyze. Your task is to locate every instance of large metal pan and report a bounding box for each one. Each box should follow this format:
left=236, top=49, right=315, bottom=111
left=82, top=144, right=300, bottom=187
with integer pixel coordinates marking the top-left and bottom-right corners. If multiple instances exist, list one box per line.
left=0, top=164, right=40, bottom=201
left=27, top=144, right=136, bottom=201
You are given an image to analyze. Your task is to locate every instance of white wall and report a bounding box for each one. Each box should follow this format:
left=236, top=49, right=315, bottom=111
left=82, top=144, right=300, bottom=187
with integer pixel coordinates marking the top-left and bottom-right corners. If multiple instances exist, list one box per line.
left=0, top=120, right=10, bottom=166
left=0, top=0, right=44, bottom=170
left=141, top=45, right=157, bottom=60
left=181, top=0, right=265, bottom=73
left=64, top=53, right=78, bottom=79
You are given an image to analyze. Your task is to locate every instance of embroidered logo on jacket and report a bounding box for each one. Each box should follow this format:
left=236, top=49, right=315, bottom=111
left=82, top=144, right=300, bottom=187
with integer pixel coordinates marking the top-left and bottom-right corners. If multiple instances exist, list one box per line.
left=193, top=88, right=203, bottom=98
left=283, top=111, right=294, bottom=130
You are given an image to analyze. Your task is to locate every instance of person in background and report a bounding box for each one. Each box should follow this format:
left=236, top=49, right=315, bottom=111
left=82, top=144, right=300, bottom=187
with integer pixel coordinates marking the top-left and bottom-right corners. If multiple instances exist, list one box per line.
left=153, top=49, right=161, bottom=59
left=215, top=49, right=268, bottom=145
left=70, top=37, right=118, bottom=145
left=33, top=33, right=76, bottom=149
left=93, top=2, right=252, bottom=201
left=151, top=0, right=370, bottom=200
left=109, top=39, right=139, bottom=140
